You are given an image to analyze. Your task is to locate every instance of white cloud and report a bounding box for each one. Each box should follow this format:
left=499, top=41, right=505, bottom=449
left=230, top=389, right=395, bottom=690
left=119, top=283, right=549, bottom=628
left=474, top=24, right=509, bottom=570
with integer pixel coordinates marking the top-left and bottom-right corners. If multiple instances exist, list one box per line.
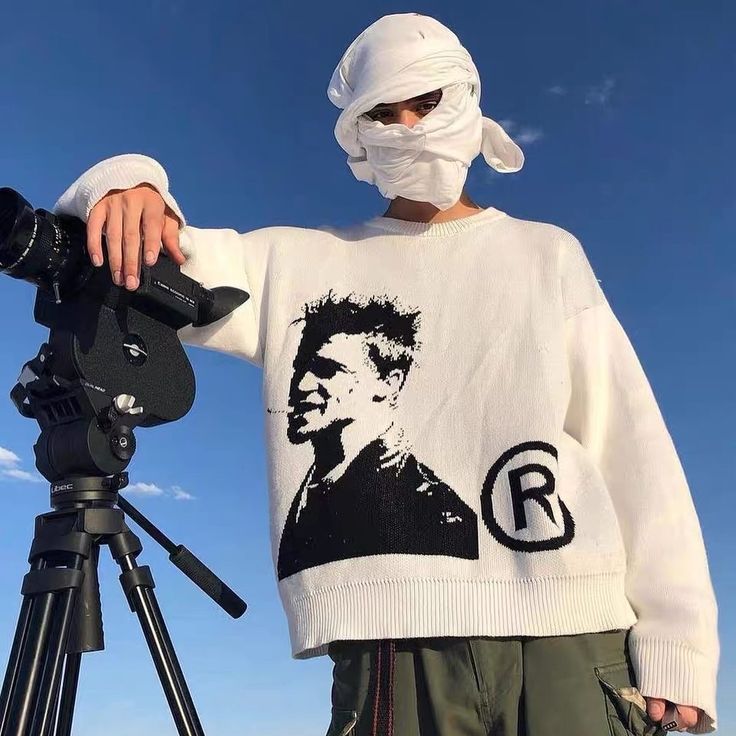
left=0, top=446, right=21, bottom=468
left=126, top=482, right=165, bottom=496
left=515, top=127, right=544, bottom=145
left=123, top=481, right=195, bottom=500
left=1, top=468, right=44, bottom=483
left=171, top=485, right=195, bottom=501
left=585, top=77, right=616, bottom=106
left=497, top=120, right=543, bottom=145
left=547, top=85, right=567, bottom=96
left=0, top=445, right=44, bottom=483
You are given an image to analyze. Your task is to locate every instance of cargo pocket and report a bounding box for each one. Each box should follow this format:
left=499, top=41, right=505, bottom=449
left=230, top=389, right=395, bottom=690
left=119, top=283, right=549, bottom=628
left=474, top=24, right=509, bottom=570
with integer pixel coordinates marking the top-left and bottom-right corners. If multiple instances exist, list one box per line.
left=594, top=662, right=666, bottom=736
left=324, top=707, right=358, bottom=736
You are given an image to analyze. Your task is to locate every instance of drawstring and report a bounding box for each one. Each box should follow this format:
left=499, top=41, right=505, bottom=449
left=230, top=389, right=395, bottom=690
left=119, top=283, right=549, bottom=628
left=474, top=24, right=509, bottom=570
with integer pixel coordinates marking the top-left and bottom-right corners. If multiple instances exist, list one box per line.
left=387, top=640, right=396, bottom=735
left=371, top=640, right=396, bottom=736
left=370, top=642, right=382, bottom=736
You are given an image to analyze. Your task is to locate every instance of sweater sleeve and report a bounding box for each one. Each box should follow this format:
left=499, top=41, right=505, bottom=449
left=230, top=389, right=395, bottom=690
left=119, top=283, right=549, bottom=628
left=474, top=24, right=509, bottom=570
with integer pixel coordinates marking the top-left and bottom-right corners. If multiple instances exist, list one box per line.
left=52, top=154, right=267, bottom=366
left=53, top=153, right=187, bottom=226
left=560, top=233, right=719, bottom=732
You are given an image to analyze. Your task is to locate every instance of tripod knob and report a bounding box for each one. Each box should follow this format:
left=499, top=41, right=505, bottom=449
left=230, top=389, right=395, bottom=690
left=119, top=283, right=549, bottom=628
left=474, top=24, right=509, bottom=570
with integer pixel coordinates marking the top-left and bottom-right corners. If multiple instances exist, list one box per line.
left=113, top=394, right=144, bottom=415
left=110, top=425, right=136, bottom=462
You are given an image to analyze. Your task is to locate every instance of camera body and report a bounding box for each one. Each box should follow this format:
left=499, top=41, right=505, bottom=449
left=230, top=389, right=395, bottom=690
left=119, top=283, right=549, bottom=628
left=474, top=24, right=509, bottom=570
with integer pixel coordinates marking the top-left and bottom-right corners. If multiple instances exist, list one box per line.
left=0, top=187, right=249, bottom=481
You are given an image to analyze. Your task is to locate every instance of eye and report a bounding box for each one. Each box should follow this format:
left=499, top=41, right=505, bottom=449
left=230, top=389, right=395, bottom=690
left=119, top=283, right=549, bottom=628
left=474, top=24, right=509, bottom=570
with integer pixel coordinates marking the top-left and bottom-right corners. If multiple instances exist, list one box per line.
left=310, top=361, right=339, bottom=379
left=416, top=98, right=441, bottom=115
left=364, top=108, right=393, bottom=122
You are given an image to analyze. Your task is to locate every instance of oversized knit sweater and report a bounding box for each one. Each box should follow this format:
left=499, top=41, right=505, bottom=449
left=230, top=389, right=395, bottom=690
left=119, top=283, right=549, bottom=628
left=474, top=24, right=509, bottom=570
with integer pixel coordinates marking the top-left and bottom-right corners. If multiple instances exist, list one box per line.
left=54, top=154, right=719, bottom=730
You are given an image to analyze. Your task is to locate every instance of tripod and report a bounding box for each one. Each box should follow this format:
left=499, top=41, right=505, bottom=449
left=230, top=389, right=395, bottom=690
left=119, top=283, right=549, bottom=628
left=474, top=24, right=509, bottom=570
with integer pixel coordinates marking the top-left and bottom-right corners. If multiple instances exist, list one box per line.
left=0, top=472, right=246, bottom=736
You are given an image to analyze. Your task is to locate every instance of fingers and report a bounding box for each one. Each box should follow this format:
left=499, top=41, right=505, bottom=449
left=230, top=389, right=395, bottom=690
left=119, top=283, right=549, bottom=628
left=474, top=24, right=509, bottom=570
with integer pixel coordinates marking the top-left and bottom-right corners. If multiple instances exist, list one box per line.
left=104, top=202, right=124, bottom=286
left=85, top=185, right=181, bottom=289
left=646, top=697, right=701, bottom=730
left=162, top=210, right=186, bottom=265
left=646, top=698, right=666, bottom=721
left=86, top=205, right=106, bottom=268
left=122, top=194, right=143, bottom=290
left=141, top=205, right=163, bottom=267
left=667, top=704, right=700, bottom=730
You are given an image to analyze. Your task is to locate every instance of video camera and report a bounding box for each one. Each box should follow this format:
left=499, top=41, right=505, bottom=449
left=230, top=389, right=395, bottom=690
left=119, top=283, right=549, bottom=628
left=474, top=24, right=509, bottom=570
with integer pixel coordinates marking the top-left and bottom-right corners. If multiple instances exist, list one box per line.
left=0, top=187, right=248, bottom=482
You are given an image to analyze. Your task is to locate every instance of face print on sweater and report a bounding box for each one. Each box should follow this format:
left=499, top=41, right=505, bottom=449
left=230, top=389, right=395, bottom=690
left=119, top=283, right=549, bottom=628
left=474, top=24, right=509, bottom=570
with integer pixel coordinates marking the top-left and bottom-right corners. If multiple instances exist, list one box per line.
left=276, top=291, right=479, bottom=580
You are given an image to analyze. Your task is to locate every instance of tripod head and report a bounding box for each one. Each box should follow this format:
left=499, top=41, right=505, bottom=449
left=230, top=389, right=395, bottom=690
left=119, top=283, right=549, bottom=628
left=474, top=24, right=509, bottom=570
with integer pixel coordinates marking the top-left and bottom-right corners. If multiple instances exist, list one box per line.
left=0, top=187, right=249, bottom=482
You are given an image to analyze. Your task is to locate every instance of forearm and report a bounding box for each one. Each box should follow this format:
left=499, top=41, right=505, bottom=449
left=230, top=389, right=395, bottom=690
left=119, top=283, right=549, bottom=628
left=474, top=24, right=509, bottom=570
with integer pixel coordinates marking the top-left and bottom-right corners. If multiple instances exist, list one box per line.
left=176, top=225, right=263, bottom=365
left=564, top=303, right=719, bottom=731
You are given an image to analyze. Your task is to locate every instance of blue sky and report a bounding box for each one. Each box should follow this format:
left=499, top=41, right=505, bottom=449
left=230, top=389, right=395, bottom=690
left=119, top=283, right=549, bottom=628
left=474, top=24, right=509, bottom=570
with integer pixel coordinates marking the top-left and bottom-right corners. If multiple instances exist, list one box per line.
left=0, top=1, right=733, bottom=733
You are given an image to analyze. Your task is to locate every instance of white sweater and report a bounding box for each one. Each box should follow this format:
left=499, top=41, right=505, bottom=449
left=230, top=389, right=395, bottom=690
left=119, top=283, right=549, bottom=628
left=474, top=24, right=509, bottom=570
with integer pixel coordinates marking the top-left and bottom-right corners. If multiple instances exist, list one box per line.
left=54, top=154, right=719, bottom=731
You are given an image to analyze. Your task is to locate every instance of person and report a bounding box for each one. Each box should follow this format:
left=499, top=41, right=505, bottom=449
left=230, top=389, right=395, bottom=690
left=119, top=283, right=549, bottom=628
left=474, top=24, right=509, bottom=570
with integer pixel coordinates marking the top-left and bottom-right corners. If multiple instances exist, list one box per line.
left=53, top=13, right=719, bottom=735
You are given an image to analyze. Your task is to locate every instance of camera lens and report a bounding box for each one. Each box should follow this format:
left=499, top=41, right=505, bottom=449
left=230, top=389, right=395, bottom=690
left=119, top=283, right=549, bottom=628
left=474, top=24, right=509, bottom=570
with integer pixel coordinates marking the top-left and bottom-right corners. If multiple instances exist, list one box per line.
left=0, top=188, right=37, bottom=271
left=0, top=187, right=85, bottom=293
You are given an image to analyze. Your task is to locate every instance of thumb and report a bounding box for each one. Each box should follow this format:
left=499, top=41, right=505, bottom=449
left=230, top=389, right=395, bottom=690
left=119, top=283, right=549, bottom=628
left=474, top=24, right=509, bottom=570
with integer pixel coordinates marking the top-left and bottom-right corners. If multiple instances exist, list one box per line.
left=646, top=697, right=666, bottom=721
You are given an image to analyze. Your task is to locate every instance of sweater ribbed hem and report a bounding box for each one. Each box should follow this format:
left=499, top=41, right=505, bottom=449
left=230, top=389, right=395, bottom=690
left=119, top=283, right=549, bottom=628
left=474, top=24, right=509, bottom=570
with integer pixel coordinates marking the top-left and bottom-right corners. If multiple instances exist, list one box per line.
left=284, top=572, right=636, bottom=659
left=628, top=635, right=717, bottom=732
left=363, top=207, right=506, bottom=237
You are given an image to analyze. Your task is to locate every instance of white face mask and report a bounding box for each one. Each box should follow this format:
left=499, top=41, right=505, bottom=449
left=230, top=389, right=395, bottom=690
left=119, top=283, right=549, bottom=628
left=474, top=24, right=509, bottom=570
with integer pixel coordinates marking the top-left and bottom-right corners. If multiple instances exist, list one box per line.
left=327, top=14, right=524, bottom=210
left=351, top=83, right=482, bottom=210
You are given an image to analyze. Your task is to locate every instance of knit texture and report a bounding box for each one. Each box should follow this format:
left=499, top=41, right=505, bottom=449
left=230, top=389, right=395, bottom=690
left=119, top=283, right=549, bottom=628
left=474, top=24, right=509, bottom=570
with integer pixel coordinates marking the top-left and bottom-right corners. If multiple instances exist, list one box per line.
left=54, top=155, right=719, bottom=731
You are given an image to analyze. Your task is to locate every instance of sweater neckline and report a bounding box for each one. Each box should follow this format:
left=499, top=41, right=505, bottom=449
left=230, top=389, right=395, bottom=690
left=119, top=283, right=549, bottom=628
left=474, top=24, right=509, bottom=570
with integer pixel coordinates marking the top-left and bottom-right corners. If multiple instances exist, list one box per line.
left=363, top=206, right=507, bottom=238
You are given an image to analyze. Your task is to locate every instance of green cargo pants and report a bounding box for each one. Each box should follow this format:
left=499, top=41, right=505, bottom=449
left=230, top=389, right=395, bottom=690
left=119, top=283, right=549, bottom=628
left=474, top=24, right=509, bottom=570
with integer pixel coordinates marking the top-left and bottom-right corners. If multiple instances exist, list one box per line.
left=325, top=629, right=669, bottom=736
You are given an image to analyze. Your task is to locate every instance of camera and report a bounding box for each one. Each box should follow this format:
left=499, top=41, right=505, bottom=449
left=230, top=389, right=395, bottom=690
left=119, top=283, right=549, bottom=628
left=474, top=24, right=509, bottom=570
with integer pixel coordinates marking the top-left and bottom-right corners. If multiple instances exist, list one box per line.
left=0, top=187, right=249, bottom=480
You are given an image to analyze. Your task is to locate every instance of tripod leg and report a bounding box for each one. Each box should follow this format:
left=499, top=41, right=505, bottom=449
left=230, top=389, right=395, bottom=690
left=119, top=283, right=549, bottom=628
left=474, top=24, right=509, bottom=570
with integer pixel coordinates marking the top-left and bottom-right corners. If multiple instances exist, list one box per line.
left=112, top=542, right=204, bottom=736
left=28, top=586, right=81, bottom=736
left=50, top=545, right=102, bottom=736
left=53, top=653, right=81, bottom=736
left=1, top=588, right=57, bottom=736
left=0, top=509, right=93, bottom=736
left=1, top=552, right=87, bottom=736
left=0, top=561, right=42, bottom=734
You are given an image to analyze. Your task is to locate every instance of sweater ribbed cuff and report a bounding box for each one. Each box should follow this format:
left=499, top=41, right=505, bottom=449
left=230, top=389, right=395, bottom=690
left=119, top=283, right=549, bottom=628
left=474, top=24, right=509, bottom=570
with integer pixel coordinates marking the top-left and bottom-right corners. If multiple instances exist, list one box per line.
left=628, top=635, right=717, bottom=732
left=75, top=154, right=186, bottom=227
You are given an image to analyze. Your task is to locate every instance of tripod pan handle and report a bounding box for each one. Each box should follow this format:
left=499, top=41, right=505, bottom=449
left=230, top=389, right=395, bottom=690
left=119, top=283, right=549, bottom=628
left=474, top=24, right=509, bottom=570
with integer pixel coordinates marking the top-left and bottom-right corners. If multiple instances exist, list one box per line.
left=169, top=545, right=247, bottom=618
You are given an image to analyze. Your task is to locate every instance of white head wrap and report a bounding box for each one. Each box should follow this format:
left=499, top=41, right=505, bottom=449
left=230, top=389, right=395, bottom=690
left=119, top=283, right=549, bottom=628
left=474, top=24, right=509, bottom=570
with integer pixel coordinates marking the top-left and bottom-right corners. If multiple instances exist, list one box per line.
left=327, top=13, right=524, bottom=210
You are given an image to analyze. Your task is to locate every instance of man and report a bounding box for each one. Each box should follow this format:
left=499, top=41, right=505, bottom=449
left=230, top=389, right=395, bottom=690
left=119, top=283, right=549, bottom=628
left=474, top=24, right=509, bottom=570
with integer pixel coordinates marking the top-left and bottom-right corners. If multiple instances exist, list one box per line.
left=53, top=13, right=718, bottom=735
left=277, top=291, right=478, bottom=580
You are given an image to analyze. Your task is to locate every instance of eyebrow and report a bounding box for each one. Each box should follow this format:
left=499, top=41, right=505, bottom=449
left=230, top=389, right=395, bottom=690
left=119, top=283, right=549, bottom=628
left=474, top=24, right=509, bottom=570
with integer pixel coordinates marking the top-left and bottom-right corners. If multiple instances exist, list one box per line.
left=405, top=90, right=442, bottom=103
left=311, top=354, right=353, bottom=374
left=369, top=90, right=442, bottom=109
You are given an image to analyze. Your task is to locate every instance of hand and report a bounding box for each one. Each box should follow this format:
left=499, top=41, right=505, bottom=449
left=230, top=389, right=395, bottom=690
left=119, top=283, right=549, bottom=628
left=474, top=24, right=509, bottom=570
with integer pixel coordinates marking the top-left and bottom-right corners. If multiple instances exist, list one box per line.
left=86, top=182, right=186, bottom=290
left=646, top=697, right=701, bottom=731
